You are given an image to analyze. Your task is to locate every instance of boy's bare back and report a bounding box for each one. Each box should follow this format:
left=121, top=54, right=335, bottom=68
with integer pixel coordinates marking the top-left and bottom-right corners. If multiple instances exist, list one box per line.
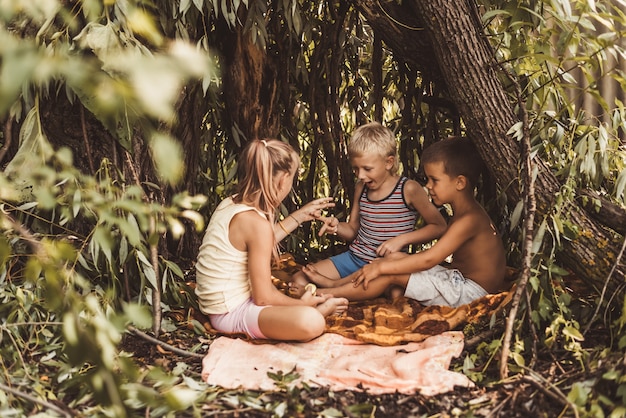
left=446, top=201, right=507, bottom=293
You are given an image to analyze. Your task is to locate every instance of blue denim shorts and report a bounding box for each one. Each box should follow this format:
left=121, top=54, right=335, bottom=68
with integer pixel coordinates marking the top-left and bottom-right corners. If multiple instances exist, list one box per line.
left=330, top=251, right=368, bottom=278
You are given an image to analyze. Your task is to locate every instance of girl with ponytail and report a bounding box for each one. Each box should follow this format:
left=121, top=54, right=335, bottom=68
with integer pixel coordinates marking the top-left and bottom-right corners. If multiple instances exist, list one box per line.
left=195, top=139, right=348, bottom=341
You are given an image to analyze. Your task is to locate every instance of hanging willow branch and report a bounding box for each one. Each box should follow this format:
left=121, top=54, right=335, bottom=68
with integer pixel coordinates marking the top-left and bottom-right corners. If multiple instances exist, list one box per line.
left=500, top=70, right=536, bottom=379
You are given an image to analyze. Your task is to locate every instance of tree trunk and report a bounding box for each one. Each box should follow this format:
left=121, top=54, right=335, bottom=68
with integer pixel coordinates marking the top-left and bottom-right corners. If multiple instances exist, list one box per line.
left=219, top=17, right=280, bottom=142
left=357, top=0, right=626, bottom=290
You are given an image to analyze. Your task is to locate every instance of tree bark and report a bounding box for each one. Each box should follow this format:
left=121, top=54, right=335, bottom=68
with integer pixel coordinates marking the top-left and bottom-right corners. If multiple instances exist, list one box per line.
left=357, top=0, right=625, bottom=290
left=219, top=17, right=280, bottom=142
left=353, top=0, right=438, bottom=81
left=579, top=190, right=626, bottom=236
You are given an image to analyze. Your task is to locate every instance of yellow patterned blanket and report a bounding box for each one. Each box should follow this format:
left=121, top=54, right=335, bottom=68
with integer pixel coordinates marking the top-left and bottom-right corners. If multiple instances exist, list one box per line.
left=267, top=254, right=514, bottom=346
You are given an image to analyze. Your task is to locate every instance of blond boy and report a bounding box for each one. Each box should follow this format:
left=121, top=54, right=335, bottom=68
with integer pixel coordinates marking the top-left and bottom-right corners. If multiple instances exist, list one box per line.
left=314, top=137, right=507, bottom=307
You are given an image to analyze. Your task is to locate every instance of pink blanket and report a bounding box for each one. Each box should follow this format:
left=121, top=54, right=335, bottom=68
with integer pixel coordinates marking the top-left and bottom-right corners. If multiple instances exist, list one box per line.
left=201, top=331, right=473, bottom=395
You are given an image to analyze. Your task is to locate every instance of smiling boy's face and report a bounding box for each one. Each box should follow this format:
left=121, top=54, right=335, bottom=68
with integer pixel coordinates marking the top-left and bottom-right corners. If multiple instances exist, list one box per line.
left=351, top=153, right=394, bottom=191
left=423, top=161, right=457, bottom=206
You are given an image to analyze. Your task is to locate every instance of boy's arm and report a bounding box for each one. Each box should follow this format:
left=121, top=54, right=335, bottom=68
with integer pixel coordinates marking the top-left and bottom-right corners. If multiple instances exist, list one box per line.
left=375, top=180, right=447, bottom=256
left=321, top=182, right=363, bottom=241
left=355, top=213, right=476, bottom=288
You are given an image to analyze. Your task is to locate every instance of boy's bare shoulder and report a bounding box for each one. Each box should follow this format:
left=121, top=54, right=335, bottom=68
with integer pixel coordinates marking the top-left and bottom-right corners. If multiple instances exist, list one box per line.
left=452, top=203, right=496, bottom=237
left=402, top=178, right=431, bottom=204
left=402, top=178, right=425, bottom=194
left=449, top=203, right=506, bottom=293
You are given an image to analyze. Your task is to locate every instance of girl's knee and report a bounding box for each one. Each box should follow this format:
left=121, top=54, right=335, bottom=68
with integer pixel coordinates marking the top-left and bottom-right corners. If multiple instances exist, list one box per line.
left=294, top=310, right=325, bottom=341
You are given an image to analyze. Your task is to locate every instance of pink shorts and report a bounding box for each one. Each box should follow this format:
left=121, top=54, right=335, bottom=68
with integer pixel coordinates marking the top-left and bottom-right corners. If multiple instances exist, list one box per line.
left=208, top=298, right=267, bottom=339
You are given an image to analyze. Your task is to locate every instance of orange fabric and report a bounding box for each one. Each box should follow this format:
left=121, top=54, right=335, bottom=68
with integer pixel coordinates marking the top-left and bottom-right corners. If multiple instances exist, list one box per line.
left=195, top=255, right=515, bottom=345
left=196, top=255, right=515, bottom=395
left=325, top=290, right=513, bottom=346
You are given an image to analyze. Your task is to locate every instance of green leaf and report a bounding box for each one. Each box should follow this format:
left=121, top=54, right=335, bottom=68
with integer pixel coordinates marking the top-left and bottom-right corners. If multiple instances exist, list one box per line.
left=562, top=325, right=584, bottom=342
left=150, top=133, right=184, bottom=186
left=509, top=200, right=524, bottom=231
left=615, top=169, right=626, bottom=201
left=136, top=251, right=157, bottom=290
left=163, top=259, right=184, bottom=279
left=512, top=352, right=525, bottom=367
left=93, top=226, right=113, bottom=265
left=72, top=188, right=81, bottom=217
left=319, top=408, right=343, bottom=417
left=123, top=303, right=152, bottom=329
left=163, top=386, right=200, bottom=410
left=192, top=0, right=204, bottom=12
left=531, top=220, right=547, bottom=254
left=117, top=214, right=143, bottom=248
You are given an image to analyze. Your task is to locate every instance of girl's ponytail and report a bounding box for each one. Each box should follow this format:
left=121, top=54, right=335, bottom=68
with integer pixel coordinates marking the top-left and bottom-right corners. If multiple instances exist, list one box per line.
left=234, top=139, right=299, bottom=257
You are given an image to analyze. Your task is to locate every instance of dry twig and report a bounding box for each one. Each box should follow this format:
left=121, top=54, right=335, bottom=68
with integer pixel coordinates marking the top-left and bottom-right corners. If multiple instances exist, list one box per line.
left=0, top=382, right=75, bottom=417
left=127, top=325, right=205, bottom=359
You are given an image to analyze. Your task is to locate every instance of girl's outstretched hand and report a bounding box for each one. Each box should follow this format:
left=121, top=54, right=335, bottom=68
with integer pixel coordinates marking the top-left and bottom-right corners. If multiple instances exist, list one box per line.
left=292, top=197, right=335, bottom=224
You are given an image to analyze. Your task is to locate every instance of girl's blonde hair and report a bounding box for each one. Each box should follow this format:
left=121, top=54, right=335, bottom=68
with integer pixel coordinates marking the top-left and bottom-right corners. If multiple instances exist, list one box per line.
left=348, top=122, right=399, bottom=174
left=234, top=139, right=298, bottom=257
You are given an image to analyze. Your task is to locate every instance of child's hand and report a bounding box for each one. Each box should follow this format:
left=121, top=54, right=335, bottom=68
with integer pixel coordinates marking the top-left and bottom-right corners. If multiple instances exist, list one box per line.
left=352, top=262, right=382, bottom=289
left=318, top=215, right=339, bottom=237
left=300, top=284, right=331, bottom=306
left=375, top=237, right=403, bottom=257
left=296, top=198, right=335, bottom=223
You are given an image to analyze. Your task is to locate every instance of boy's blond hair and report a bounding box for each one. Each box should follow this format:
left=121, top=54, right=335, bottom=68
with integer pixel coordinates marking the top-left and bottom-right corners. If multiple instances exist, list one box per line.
left=348, top=122, right=399, bottom=174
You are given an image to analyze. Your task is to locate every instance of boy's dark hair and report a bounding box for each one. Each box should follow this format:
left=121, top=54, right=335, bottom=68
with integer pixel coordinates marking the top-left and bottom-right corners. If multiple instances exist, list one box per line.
left=421, top=136, right=483, bottom=188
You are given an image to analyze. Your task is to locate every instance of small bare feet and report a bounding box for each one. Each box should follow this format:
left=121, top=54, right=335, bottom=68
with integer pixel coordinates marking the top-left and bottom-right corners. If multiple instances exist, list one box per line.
left=315, top=296, right=349, bottom=317
left=288, top=273, right=312, bottom=297
left=302, top=264, right=336, bottom=288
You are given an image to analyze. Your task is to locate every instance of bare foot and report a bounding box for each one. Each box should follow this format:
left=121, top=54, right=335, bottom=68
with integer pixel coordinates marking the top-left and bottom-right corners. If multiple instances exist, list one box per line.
left=302, top=264, right=337, bottom=288
left=288, top=273, right=312, bottom=297
left=315, top=297, right=349, bottom=317
left=386, top=285, right=404, bottom=299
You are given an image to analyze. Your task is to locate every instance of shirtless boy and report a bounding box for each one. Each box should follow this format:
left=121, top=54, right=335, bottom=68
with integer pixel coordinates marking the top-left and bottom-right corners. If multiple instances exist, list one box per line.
left=311, top=136, right=507, bottom=308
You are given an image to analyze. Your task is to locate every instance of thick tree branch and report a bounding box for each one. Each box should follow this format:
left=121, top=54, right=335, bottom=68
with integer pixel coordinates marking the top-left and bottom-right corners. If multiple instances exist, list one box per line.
left=400, top=0, right=625, bottom=292
left=579, top=190, right=626, bottom=235
left=353, top=0, right=438, bottom=80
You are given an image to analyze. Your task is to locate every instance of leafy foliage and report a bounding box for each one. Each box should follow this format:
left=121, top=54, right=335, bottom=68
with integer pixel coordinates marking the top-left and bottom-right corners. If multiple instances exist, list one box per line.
left=0, top=0, right=625, bottom=416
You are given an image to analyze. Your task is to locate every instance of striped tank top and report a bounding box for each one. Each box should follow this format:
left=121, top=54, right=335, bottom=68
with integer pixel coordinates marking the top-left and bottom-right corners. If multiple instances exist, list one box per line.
left=348, top=177, right=418, bottom=262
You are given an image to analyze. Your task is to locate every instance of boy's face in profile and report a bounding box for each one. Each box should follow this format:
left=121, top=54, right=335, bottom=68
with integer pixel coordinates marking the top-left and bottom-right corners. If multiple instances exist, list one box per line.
left=423, top=161, right=457, bottom=206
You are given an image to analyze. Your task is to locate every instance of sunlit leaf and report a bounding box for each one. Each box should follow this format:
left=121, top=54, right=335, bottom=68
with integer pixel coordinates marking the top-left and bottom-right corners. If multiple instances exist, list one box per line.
left=531, top=220, right=546, bottom=254
left=150, top=133, right=184, bottom=186
left=123, top=302, right=152, bottom=329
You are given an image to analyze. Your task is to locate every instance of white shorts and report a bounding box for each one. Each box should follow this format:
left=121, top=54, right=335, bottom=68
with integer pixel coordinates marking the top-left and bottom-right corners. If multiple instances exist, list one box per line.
left=404, top=265, right=488, bottom=307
